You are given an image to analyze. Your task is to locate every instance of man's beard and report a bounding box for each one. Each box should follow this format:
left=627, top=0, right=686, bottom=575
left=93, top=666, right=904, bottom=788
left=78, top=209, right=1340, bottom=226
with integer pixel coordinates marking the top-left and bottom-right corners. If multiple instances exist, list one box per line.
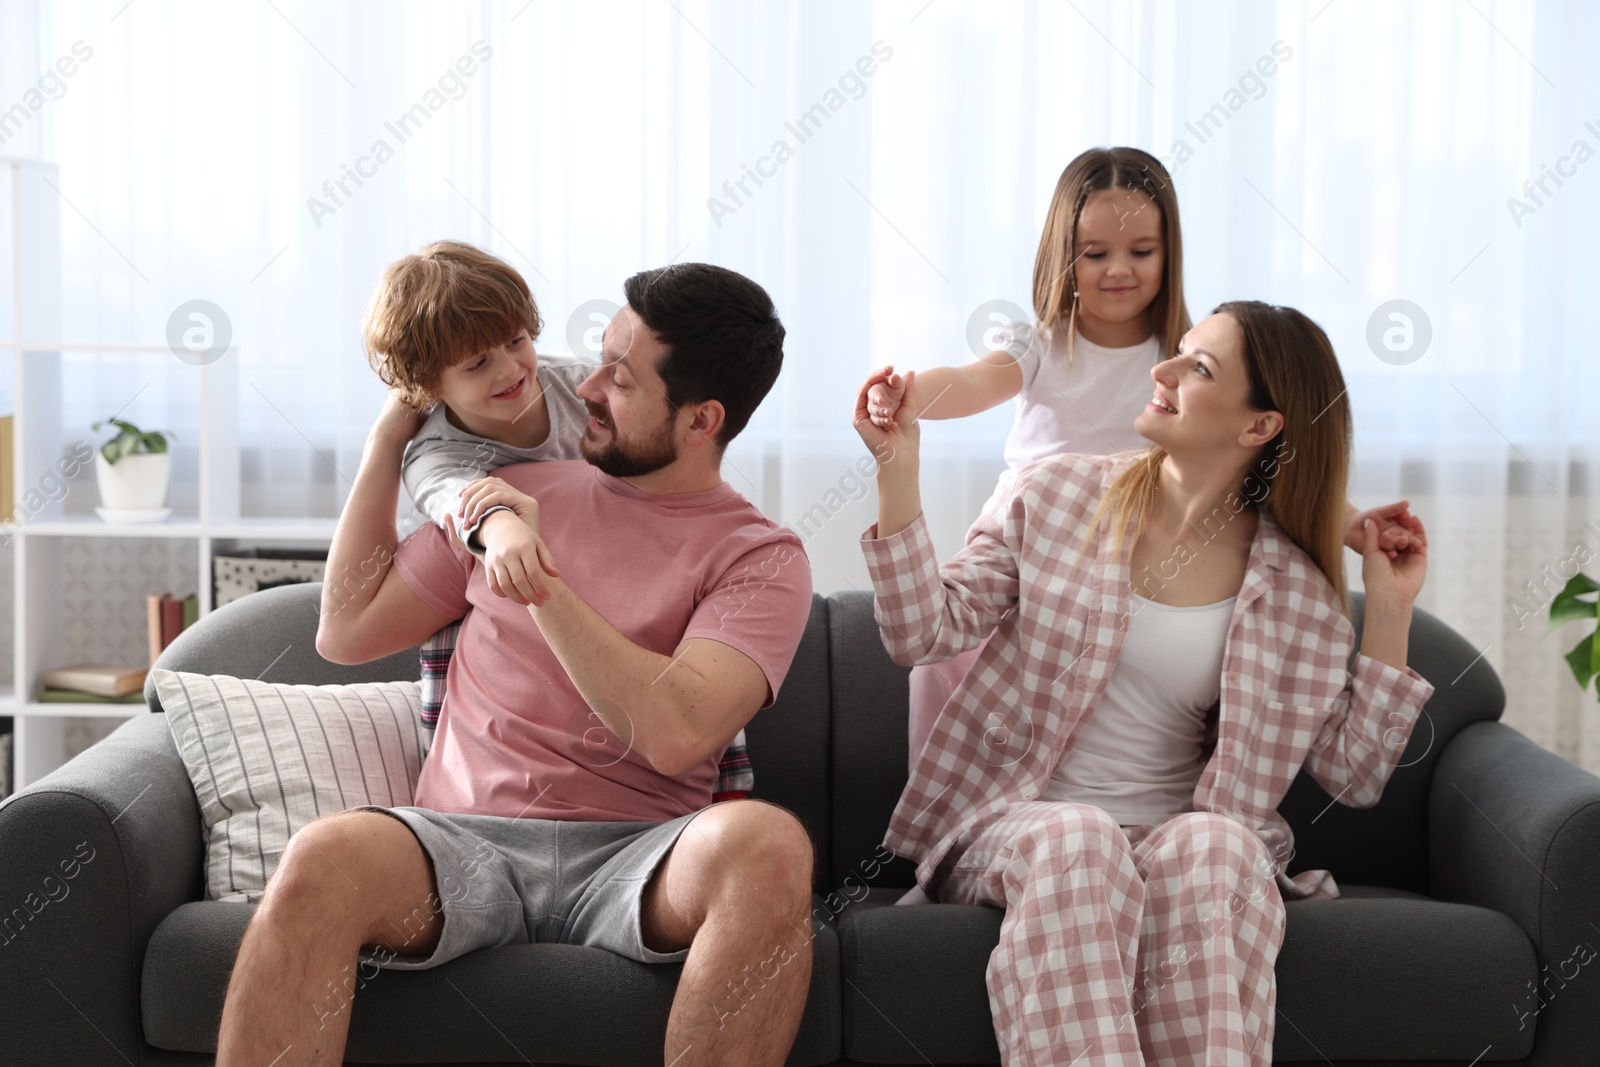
left=580, top=403, right=678, bottom=478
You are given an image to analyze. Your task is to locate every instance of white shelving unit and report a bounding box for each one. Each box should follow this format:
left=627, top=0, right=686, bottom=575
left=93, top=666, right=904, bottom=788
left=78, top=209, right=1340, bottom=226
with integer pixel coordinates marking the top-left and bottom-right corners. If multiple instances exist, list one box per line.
left=3, top=157, right=336, bottom=791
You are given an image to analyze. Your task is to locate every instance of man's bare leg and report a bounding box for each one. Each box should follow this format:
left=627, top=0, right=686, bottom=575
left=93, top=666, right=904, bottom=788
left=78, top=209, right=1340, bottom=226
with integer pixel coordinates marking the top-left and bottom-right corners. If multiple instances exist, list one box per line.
left=215, top=811, right=444, bottom=1067
left=642, top=800, right=815, bottom=1067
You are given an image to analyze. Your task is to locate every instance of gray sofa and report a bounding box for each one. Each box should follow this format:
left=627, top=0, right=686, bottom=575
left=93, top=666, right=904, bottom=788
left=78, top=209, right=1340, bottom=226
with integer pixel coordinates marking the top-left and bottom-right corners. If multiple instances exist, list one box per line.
left=2, top=580, right=1598, bottom=1066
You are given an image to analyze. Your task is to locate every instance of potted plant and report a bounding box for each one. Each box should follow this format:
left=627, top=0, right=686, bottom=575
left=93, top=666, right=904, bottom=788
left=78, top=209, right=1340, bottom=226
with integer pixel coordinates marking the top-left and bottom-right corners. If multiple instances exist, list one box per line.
left=92, top=417, right=175, bottom=520
left=1550, top=572, right=1599, bottom=700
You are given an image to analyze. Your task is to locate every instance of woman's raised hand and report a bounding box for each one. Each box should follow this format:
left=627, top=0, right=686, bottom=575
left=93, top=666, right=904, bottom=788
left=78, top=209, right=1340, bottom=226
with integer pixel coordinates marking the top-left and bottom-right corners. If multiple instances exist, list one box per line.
left=866, top=372, right=908, bottom=429
left=1360, top=510, right=1428, bottom=606
left=853, top=364, right=922, bottom=460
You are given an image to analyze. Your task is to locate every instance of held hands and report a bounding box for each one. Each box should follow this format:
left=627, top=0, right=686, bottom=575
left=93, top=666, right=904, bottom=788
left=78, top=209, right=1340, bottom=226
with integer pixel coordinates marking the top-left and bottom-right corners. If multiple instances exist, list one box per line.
left=865, top=370, right=909, bottom=430
left=1344, top=500, right=1416, bottom=559
left=446, top=476, right=561, bottom=607
left=854, top=365, right=922, bottom=460
left=1359, top=509, right=1427, bottom=606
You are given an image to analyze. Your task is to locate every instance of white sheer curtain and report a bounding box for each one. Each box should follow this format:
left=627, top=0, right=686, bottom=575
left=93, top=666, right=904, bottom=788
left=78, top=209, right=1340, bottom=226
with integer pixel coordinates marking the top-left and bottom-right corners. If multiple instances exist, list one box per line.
left=6, top=0, right=1597, bottom=769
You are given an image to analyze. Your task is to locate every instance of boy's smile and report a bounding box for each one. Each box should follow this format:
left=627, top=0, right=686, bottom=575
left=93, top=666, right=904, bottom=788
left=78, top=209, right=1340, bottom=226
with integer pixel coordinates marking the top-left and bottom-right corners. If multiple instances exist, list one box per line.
left=436, top=332, right=551, bottom=449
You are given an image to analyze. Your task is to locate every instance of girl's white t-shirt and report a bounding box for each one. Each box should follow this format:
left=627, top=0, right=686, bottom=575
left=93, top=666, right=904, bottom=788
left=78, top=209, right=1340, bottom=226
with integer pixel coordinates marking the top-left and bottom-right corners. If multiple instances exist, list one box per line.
left=1039, top=593, right=1236, bottom=825
left=980, top=321, right=1161, bottom=514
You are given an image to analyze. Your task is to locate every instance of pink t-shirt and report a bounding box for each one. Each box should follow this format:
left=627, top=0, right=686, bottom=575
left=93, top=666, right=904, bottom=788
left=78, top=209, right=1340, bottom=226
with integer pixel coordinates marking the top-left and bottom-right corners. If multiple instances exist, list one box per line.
left=393, top=460, right=813, bottom=822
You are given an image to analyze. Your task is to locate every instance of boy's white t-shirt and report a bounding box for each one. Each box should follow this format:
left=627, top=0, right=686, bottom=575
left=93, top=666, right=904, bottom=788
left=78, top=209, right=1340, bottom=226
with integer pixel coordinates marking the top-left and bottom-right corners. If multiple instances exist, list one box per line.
left=397, top=353, right=594, bottom=541
left=979, top=321, right=1161, bottom=517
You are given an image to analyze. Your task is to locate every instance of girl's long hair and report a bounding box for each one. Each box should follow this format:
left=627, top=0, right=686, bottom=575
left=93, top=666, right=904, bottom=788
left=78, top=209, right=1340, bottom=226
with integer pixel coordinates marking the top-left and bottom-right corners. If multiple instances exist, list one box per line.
left=1087, top=301, right=1354, bottom=615
left=1032, top=147, right=1192, bottom=367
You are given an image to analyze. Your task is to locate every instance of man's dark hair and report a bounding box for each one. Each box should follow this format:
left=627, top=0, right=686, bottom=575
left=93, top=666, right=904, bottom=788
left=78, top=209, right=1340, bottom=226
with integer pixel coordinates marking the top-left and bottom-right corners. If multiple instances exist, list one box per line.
left=622, top=263, right=785, bottom=448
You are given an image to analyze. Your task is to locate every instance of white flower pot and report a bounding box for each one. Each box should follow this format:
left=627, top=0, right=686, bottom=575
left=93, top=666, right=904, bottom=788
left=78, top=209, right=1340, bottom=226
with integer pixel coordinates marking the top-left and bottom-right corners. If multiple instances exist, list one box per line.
left=95, top=451, right=171, bottom=512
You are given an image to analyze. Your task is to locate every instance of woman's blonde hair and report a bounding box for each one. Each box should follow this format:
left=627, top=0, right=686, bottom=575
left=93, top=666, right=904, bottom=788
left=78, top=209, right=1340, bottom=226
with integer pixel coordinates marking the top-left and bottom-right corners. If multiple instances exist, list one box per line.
left=1032, top=147, right=1191, bottom=367
left=1088, top=301, right=1354, bottom=614
left=362, top=240, right=543, bottom=410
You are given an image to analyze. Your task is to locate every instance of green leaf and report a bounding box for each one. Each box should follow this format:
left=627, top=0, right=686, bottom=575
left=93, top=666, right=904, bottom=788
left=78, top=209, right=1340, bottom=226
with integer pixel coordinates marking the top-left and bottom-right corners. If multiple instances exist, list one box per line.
left=1548, top=572, right=1600, bottom=631
left=1566, top=631, right=1599, bottom=695
left=1594, top=620, right=1600, bottom=682
left=139, top=432, right=169, bottom=454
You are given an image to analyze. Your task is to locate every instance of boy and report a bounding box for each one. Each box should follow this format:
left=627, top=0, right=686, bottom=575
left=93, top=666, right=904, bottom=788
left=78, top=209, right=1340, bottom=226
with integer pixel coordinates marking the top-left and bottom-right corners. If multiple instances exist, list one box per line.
left=361, top=240, right=752, bottom=797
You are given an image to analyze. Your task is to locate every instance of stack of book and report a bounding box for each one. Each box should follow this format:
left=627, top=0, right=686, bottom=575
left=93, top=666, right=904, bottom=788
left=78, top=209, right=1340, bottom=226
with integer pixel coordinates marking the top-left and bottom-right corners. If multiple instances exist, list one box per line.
left=0, top=414, right=12, bottom=523
left=39, top=664, right=147, bottom=704
left=148, top=592, right=200, bottom=665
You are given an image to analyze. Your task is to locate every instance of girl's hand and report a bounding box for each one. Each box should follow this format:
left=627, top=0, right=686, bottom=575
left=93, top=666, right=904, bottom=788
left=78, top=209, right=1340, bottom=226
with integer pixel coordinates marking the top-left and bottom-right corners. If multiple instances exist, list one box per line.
left=866, top=369, right=908, bottom=429
left=1345, top=500, right=1414, bottom=560
left=853, top=365, right=922, bottom=461
left=1361, top=510, right=1427, bottom=606
left=373, top=391, right=431, bottom=449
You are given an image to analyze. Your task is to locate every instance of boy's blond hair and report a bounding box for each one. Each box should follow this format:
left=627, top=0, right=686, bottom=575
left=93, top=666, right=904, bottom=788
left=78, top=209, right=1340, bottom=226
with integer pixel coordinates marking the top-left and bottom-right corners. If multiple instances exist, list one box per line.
left=363, top=240, right=543, bottom=409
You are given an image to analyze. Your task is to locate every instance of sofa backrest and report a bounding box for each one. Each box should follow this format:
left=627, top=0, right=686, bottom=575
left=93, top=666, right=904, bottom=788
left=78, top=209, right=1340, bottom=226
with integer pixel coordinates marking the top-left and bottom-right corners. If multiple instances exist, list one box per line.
left=143, top=581, right=421, bottom=703
left=1274, top=594, right=1506, bottom=892
left=820, top=590, right=1508, bottom=895
left=144, top=582, right=844, bottom=890
left=147, top=581, right=1508, bottom=896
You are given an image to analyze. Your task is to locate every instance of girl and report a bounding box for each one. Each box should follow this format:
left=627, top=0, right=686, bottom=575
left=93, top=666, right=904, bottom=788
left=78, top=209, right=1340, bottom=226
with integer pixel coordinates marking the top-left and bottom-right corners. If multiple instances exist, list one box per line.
left=866, top=147, right=1414, bottom=769
left=852, top=301, right=1432, bottom=1066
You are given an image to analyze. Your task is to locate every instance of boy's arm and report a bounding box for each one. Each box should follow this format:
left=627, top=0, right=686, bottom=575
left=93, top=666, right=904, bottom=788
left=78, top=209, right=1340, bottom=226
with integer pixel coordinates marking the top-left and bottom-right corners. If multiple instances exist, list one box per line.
left=317, top=396, right=459, bottom=664
left=402, top=429, right=517, bottom=555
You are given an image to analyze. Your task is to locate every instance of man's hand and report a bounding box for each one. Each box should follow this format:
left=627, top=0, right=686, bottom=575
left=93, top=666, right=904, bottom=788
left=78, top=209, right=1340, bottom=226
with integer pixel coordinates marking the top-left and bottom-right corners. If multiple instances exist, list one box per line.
left=373, top=391, right=432, bottom=450
left=455, top=477, right=560, bottom=606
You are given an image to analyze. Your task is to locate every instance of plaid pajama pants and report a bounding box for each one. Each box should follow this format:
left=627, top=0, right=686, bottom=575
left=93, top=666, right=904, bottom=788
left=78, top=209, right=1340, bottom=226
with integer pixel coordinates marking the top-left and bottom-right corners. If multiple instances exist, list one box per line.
left=939, top=803, right=1285, bottom=1067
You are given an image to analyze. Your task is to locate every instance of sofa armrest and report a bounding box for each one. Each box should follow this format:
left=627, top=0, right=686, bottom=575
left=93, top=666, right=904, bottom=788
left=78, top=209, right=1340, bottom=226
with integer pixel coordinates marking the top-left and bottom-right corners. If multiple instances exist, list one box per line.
left=0, top=713, right=203, bottom=1065
left=1430, top=720, right=1600, bottom=1057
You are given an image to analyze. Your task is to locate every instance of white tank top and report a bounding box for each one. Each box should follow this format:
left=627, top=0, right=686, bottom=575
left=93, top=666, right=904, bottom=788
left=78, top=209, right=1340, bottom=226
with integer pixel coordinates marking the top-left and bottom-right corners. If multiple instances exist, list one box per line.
left=1039, top=592, right=1235, bottom=825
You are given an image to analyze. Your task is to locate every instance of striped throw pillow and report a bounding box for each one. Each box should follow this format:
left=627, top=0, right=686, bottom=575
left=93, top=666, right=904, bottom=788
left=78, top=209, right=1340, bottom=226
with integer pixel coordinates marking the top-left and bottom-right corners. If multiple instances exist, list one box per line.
left=152, top=669, right=432, bottom=903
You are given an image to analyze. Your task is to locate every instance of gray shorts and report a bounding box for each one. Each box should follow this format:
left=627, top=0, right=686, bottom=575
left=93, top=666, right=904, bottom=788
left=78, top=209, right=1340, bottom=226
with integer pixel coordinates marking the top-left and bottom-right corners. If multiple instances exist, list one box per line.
left=347, top=804, right=704, bottom=971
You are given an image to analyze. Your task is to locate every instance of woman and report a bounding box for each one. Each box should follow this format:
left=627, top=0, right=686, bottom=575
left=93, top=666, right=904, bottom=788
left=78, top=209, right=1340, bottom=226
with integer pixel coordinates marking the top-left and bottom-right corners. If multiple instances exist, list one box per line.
left=854, top=302, right=1432, bottom=1066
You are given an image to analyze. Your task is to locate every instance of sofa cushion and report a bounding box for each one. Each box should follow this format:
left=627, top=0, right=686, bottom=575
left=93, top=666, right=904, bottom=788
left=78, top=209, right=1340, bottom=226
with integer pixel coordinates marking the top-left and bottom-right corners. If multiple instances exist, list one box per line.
left=837, top=885, right=1537, bottom=1064
left=142, top=898, right=844, bottom=1066
left=152, top=669, right=432, bottom=902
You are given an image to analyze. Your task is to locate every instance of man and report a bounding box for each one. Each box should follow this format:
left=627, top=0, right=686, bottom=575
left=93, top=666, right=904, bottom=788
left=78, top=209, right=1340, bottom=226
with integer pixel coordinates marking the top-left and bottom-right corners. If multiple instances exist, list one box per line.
left=215, top=263, right=815, bottom=1067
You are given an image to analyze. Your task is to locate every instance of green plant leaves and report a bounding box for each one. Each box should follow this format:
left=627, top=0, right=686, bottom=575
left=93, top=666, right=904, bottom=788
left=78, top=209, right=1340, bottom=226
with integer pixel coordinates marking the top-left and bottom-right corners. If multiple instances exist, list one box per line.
left=91, top=417, right=174, bottom=466
left=1549, top=572, right=1600, bottom=630
left=1550, top=572, right=1600, bottom=697
left=1566, top=632, right=1598, bottom=694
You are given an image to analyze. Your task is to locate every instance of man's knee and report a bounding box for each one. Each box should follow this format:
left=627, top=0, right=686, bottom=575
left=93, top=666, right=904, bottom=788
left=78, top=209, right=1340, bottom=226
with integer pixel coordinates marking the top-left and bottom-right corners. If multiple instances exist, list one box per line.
left=264, top=811, right=426, bottom=921
left=693, top=801, right=814, bottom=911
left=266, top=813, right=360, bottom=904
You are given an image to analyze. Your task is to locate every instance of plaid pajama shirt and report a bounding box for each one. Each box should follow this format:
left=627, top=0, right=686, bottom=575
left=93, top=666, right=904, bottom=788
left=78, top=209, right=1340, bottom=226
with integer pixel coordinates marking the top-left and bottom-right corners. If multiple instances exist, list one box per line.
left=861, top=452, right=1435, bottom=1066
